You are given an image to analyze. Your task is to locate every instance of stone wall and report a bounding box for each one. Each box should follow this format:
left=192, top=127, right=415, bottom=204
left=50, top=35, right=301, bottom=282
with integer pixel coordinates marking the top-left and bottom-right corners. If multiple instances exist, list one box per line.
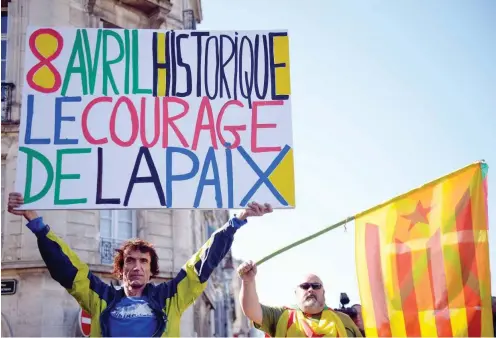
left=0, top=0, right=233, bottom=336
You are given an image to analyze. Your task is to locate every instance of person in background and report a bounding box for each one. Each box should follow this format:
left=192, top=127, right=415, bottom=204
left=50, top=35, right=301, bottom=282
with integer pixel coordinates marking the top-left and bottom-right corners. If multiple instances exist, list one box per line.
left=351, top=304, right=365, bottom=336
left=8, top=192, right=273, bottom=337
left=492, top=296, right=496, bottom=337
left=238, top=260, right=362, bottom=337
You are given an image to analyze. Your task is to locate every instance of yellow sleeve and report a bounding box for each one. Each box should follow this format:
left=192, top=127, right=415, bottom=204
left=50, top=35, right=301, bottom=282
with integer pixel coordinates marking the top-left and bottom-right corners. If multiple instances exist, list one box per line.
left=167, top=218, right=243, bottom=313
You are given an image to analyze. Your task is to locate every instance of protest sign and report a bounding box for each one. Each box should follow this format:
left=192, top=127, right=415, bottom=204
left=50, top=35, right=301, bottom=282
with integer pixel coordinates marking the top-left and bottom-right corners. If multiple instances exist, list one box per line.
left=15, top=27, right=295, bottom=209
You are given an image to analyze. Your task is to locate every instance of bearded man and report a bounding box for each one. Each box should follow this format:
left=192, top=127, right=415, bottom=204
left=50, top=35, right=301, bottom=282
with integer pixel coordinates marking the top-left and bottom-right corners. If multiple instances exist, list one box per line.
left=238, top=260, right=362, bottom=337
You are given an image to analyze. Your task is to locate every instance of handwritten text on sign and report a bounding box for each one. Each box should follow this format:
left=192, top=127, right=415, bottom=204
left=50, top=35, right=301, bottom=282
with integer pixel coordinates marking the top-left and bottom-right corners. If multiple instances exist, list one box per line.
left=16, top=27, right=295, bottom=209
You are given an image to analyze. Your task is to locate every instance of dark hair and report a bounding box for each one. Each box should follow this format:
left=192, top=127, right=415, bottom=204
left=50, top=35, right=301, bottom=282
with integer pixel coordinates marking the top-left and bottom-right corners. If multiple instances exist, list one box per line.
left=112, top=238, right=160, bottom=280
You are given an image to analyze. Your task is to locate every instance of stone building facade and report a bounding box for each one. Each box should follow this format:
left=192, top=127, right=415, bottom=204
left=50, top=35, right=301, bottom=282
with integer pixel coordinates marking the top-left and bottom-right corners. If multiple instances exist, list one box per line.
left=0, top=0, right=243, bottom=336
left=231, top=258, right=256, bottom=337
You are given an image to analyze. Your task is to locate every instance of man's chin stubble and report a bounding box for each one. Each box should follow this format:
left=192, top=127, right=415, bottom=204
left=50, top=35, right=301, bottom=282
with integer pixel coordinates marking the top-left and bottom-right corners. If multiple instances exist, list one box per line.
left=304, top=299, right=317, bottom=306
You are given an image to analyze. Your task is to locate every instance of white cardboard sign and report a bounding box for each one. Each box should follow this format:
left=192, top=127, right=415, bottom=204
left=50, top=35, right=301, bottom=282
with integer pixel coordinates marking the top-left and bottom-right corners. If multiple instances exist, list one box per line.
left=16, top=26, right=295, bottom=209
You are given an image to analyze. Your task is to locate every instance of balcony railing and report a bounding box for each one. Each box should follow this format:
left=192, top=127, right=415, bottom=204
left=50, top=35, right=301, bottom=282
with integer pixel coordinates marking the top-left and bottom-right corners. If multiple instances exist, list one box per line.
left=1, top=82, right=15, bottom=122
left=99, top=237, right=123, bottom=265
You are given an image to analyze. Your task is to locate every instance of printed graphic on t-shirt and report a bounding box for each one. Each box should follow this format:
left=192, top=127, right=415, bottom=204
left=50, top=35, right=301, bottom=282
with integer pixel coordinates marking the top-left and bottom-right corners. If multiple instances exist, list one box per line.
left=110, top=299, right=154, bottom=319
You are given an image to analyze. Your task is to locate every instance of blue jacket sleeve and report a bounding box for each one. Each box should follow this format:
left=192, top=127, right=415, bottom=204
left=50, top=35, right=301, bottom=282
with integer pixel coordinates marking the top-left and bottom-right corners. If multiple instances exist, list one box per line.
left=162, top=217, right=247, bottom=314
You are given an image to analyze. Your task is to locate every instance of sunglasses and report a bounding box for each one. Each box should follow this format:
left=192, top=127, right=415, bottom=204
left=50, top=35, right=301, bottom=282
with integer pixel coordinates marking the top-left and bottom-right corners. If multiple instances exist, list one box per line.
left=298, top=283, right=322, bottom=290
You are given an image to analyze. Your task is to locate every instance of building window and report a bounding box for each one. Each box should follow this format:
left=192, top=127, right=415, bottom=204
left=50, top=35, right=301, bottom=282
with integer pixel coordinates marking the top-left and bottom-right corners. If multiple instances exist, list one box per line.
left=99, top=210, right=137, bottom=264
left=210, top=309, right=216, bottom=337
left=1, top=9, right=7, bottom=82
left=1, top=9, right=8, bottom=121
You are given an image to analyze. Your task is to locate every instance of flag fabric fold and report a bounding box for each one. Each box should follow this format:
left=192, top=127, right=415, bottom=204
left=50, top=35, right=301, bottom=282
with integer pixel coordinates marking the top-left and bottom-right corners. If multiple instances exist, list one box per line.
left=355, top=162, right=493, bottom=337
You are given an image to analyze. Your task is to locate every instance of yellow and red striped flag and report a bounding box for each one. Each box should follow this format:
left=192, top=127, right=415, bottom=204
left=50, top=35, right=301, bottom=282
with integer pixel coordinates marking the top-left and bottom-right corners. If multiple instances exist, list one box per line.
left=355, top=161, right=493, bottom=337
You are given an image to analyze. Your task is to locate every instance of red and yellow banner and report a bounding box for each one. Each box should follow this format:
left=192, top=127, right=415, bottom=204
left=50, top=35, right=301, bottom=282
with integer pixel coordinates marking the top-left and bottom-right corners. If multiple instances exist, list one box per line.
left=355, top=162, right=493, bottom=337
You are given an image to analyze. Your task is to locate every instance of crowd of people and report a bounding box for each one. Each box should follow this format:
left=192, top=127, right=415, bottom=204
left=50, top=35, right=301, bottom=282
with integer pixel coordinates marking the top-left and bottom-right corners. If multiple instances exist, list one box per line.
left=6, top=192, right=494, bottom=337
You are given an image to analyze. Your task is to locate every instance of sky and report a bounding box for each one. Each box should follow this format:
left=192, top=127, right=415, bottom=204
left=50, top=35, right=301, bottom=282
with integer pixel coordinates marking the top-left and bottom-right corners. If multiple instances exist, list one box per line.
left=199, top=0, right=496, bottom=309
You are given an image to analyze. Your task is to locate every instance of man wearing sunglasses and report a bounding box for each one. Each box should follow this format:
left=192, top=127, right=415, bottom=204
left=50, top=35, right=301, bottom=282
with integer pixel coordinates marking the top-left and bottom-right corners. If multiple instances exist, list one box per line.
left=238, top=261, right=362, bottom=337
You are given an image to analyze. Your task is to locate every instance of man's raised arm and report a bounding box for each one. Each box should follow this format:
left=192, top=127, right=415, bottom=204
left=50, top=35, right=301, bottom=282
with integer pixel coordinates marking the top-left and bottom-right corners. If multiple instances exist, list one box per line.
left=238, top=260, right=263, bottom=324
left=7, top=192, right=110, bottom=315
left=238, top=260, right=284, bottom=337
left=164, top=202, right=273, bottom=314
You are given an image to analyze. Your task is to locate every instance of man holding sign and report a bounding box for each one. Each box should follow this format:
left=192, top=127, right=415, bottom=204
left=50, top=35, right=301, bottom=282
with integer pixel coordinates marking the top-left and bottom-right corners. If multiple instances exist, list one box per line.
left=8, top=192, right=272, bottom=337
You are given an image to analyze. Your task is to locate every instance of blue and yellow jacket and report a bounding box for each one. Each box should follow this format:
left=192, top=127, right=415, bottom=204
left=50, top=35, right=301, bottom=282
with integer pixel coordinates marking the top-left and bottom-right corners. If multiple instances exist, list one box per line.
left=29, top=216, right=246, bottom=337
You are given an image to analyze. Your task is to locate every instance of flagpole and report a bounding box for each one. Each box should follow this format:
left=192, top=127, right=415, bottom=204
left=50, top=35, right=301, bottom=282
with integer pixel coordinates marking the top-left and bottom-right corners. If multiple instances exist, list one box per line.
left=256, top=216, right=355, bottom=266
left=254, top=160, right=486, bottom=267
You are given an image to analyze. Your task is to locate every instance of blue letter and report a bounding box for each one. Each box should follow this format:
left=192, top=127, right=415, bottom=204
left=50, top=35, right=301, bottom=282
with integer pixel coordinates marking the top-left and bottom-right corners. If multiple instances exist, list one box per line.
left=238, top=144, right=291, bottom=206
left=225, top=143, right=234, bottom=208
left=166, top=147, right=200, bottom=207
left=54, top=96, right=81, bottom=145
left=194, top=147, right=222, bottom=208
left=25, top=95, right=50, bottom=144
left=124, top=146, right=165, bottom=207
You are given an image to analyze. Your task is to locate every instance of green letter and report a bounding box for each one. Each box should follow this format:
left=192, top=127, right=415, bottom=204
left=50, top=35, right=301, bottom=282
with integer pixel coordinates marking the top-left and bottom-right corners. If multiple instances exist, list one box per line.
left=132, top=29, right=152, bottom=94
left=102, top=30, right=124, bottom=96
left=61, top=29, right=88, bottom=96
left=124, top=29, right=130, bottom=94
left=54, top=148, right=92, bottom=205
left=82, top=29, right=102, bottom=95
left=19, top=147, right=54, bottom=204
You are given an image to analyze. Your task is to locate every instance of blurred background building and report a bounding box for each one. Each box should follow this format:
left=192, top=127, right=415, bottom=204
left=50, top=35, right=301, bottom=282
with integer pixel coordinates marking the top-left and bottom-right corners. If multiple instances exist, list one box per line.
left=0, top=0, right=253, bottom=336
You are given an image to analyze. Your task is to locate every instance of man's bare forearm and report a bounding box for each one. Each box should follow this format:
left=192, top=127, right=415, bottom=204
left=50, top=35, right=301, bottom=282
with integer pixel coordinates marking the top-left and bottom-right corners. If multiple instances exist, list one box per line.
left=240, top=280, right=263, bottom=325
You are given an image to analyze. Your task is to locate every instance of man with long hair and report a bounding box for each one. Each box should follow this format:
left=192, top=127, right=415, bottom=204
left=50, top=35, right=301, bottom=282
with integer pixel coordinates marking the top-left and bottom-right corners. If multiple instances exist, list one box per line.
left=8, top=192, right=272, bottom=337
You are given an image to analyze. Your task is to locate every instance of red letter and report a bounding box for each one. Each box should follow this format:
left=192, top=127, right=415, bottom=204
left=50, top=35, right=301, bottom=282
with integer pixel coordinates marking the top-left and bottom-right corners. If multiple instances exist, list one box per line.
left=192, top=96, right=217, bottom=150
left=140, top=97, right=160, bottom=148
left=110, top=97, right=139, bottom=147
left=82, top=97, right=112, bottom=145
left=162, top=97, right=189, bottom=148
left=251, top=100, right=283, bottom=153
left=216, top=100, right=246, bottom=149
